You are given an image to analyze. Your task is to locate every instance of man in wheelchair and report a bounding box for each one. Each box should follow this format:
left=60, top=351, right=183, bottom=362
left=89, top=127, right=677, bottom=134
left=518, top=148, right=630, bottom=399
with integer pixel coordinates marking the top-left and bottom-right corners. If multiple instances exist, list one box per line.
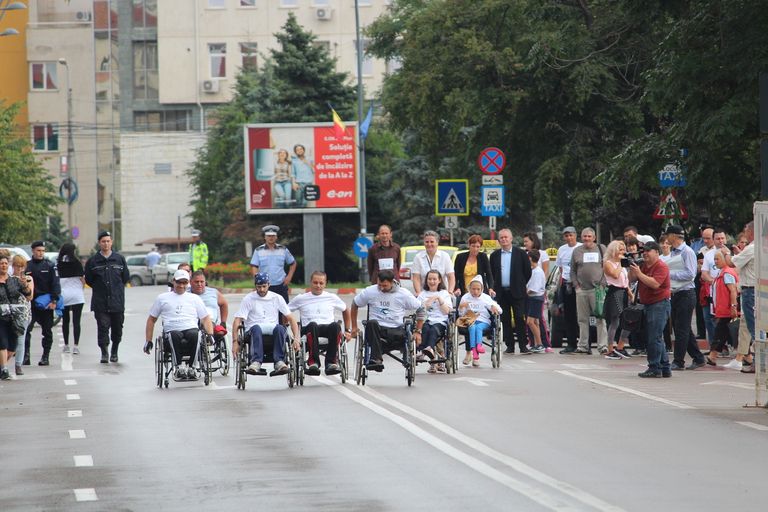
left=232, top=272, right=300, bottom=376
left=288, top=270, right=352, bottom=376
left=350, top=269, right=425, bottom=371
left=143, top=269, right=214, bottom=380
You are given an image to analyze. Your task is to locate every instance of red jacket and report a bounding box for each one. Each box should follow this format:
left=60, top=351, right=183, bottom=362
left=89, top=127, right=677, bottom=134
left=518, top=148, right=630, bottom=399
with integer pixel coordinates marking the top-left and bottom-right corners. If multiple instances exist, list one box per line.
left=713, top=267, right=739, bottom=318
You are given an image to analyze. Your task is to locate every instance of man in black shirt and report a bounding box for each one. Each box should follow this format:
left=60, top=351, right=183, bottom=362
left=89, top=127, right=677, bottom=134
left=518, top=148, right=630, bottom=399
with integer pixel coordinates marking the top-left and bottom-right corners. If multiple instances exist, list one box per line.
left=24, top=241, right=60, bottom=366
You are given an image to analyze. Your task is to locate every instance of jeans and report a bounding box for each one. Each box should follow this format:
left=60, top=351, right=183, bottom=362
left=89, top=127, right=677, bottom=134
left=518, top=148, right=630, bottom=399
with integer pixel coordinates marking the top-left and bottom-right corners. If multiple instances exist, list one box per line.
left=419, top=321, right=446, bottom=351
left=741, top=288, right=755, bottom=341
left=364, top=321, right=406, bottom=362
left=670, top=289, right=704, bottom=366
left=248, top=324, right=287, bottom=364
left=302, top=322, right=340, bottom=367
left=644, top=299, right=671, bottom=373
left=14, top=335, right=24, bottom=366
left=168, top=328, right=200, bottom=366
left=702, top=306, right=715, bottom=344
left=468, top=321, right=490, bottom=349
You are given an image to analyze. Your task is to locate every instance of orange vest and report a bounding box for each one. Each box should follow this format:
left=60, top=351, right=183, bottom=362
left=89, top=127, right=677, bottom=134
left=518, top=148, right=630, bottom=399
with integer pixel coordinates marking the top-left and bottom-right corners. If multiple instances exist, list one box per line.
left=713, top=267, right=738, bottom=318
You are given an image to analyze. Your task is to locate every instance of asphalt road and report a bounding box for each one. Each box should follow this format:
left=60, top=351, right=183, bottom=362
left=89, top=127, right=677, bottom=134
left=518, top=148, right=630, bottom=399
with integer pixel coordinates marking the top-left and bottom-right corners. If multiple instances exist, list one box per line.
left=3, top=285, right=767, bottom=511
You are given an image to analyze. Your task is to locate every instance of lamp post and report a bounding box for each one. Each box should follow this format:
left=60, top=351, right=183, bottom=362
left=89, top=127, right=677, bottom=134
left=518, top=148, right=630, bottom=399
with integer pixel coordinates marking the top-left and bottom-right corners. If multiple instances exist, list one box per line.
left=0, top=1, right=26, bottom=36
left=58, top=57, right=74, bottom=236
left=354, top=0, right=369, bottom=282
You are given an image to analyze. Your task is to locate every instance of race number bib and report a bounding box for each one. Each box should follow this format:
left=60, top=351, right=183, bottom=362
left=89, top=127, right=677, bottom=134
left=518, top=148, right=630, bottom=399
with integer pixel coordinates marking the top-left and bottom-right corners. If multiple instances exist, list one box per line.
left=583, top=253, right=599, bottom=263
left=378, top=258, right=394, bottom=270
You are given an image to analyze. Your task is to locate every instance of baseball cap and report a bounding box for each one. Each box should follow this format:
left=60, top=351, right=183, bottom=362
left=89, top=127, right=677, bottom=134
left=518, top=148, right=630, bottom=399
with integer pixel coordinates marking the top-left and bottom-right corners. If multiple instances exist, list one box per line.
left=643, top=241, right=661, bottom=252
left=173, top=269, right=190, bottom=282
left=562, top=226, right=577, bottom=234
left=637, top=235, right=655, bottom=244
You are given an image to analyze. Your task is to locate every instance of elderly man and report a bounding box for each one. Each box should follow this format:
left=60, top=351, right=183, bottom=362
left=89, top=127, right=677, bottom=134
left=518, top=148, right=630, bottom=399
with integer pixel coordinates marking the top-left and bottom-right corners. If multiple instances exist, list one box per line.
left=249, top=224, right=297, bottom=304
left=731, top=220, right=756, bottom=372
left=569, top=227, right=608, bottom=355
left=412, top=230, right=455, bottom=295
left=556, top=226, right=582, bottom=353
left=367, top=224, right=401, bottom=284
left=488, top=228, right=531, bottom=354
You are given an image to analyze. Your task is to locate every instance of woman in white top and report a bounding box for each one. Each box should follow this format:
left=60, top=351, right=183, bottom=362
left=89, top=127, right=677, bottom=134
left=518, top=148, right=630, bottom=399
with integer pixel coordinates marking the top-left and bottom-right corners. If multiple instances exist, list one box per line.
left=56, top=243, right=85, bottom=354
left=458, top=275, right=502, bottom=367
left=417, top=270, right=453, bottom=373
left=602, top=240, right=633, bottom=359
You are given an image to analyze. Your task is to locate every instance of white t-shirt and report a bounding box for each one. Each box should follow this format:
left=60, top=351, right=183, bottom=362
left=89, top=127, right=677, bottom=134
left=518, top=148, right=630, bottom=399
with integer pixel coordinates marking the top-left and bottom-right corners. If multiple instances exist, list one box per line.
left=526, top=266, right=546, bottom=297
left=418, top=289, right=453, bottom=325
left=555, top=242, right=581, bottom=282
left=289, top=291, right=347, bottom=327
left=354, top=284, right=422, bottom=328
left=459, top=292, right=499, bottom=324
left=702, top=248, right=726, bottom=281
left=235, top=290, right=292, bottom=330
left=149, top=291, right=210, bottom=333
left=411, top=250, right=454, bottom=288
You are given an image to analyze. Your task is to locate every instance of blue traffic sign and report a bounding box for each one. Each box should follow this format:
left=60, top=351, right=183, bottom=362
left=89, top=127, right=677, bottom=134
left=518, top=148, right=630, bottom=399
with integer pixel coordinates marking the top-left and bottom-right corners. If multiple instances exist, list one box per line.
left=477, top=147, right=506, bottom=175
left=353, top=236, right=374, bottom=258
left=480, top=185, right=504, bottom=217
left=658, top=164, right=687, bottom=188
left=435, top=179, right=469, bottom=216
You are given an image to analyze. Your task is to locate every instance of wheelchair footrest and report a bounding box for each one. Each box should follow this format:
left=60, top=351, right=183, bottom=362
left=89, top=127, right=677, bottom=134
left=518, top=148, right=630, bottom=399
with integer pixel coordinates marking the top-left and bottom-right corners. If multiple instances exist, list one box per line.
left=245, top=368, right=268, bottom=376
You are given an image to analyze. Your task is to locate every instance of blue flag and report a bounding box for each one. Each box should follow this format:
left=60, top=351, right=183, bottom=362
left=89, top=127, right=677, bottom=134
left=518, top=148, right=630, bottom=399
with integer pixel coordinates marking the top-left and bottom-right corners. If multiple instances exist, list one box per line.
left=359, top=103, right=374, bottom=141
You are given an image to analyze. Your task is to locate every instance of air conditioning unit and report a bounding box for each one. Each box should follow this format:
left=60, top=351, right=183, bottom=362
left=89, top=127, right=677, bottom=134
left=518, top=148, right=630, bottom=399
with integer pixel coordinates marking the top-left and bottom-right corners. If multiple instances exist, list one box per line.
left=75, top=10, right=92, bottom=21
left=316, top=8, right=332, bottom=21
left=201, top=80, right=219, bottom=93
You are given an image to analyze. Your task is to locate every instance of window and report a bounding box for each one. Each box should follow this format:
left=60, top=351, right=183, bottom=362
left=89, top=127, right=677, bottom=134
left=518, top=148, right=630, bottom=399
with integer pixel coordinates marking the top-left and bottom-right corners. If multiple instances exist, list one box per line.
left=32, top=123, right=59, bottom=152
left=358, top=0, right=371, bottom=5
left=386, top=57, right=402, bottom=74
left=240, top=0, right=256, bottom=6
left=208, top=0, right=225, bottom=7
left=313, top=40, right=331, bottom=55
left=132, top=0, right=157, bottom=28
left=133, top=42, right=158, bottom=99
left=209, top=43, right=226, bottom=78
left=134, top=110, right=191, bottom=132
left=280, top=0, right=298, bottom=7
left=313, top=0, right=329, bottom=5
left=240, top=42, right=258, bottom=71
left=30, top=63, right=58, bottom=91
left=355, top=39, right=373, bottom=77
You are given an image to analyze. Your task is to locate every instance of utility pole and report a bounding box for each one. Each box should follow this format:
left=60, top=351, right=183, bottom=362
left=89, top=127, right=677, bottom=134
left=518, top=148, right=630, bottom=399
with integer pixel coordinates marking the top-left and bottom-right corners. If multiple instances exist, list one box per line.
left=355, top=0, right=369, bottom=282
left=59, top=57, right=74, bottom=237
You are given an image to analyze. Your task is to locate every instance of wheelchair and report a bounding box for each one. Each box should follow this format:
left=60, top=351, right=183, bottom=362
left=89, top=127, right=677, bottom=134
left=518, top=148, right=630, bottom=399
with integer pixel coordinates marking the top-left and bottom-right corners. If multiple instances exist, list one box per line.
left=204, top=329, right=230, bottom=377
left=419, top=301, right=460, bottom=374
left=234, top=324, right=301, bottom=390
left=154, top=329, right=214, bottom=388
left=299, top=321, right=349, bottom=384
left=354, top=316, right=417, bottom=387
left=457, top=312, right=503, bottom=368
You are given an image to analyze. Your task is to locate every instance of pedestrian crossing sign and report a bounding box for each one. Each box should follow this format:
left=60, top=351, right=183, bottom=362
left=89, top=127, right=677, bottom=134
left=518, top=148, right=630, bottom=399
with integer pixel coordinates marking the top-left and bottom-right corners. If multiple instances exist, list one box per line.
left=435, top=180, right=469, bottom=216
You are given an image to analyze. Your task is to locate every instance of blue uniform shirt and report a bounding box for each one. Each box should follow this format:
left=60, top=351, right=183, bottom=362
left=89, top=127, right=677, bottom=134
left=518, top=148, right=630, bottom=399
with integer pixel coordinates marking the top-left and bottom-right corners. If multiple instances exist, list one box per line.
left=250, top=244, right=295, bottom=286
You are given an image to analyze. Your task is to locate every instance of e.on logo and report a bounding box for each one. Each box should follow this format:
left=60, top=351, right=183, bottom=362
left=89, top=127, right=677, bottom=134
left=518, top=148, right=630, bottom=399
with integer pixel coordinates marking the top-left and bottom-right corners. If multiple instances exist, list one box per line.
left=327, top=190, right=353, bottom=199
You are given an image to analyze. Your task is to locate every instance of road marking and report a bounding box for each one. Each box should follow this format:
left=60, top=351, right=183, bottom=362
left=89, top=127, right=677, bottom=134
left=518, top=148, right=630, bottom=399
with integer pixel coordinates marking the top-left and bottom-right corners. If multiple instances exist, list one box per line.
left=73, top=455, right=94, bottom=467
left=556, top=371, right=695, bottom=409
left=701, top=380, right=752, bottom=390
left=69, top=429, right=86, bottom=439
left=73, top=488, right=98, bottom=502
left=561, top=363, right=605, bottom=370
left=517, top=359, right=536, bottom=364
left=64, top=379, right=77, bottom=386
left=736, top=421, right=768, bottom=431
left=61, top=353, right=73, bottom=371
left=450, top=377, right=500, bottom=387
left=315, top=376, right=625, bottom=512
left=66, top=394, right=80, bottom=400
left=67, top=410, right=83, bottom=418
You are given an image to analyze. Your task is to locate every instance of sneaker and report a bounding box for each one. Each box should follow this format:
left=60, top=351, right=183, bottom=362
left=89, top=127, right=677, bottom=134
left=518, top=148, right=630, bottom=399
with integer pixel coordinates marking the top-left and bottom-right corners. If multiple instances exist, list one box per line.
left=616, top=348, right=632, bottom=358
left=325, top=364, right=341, bottom=376
left=436, top=363, right=447, bottom=373
left=463, top=353, right=472, bottom=365
left=604, top=351, right=622, bottom=360
left=0, top=368, right=9, bottom=380
left=472, top=348, right=480, bottom=361
left=687, top=360, right=706, bottom=370
left=416, top=353, right=429, bottom=363
left=72, top=346, right=80, bottom=355
left=544, top=347, right=554, bottom=353
left=531, top=345, right=545, bottom=354
left=15, top=365, right=23, bottom=376
left=705, top=358, right=717, bottom=367
left=62, top=345, right=70, bottom=353
left=670, top=362, right=685, bottom=371
left=174, top=367, right=186, bottom=379
left=519, top=347, right=532, bottom=355
left=306, top=364, right=321, bottom=376
left=247, top=361, right=262, bottom=374
left=366, top=359, right=384, bottom=372
left=559, top=347, right=577, bottom=354
left=472, top=359, right=480, bottom=367
left=422, top=347, right=435, bottom=361
left=599, top=347, right=608, bottom=355
left=723, top=359, right=743, bottom=370
left=477, top=344, right=486, bottom=354
left=186, top=367, right=198, bottom=380
left=741, top=365, right=756, bottom=374
left=631, top=349, right=646, bottom=356
left=273, top=360, right=289, bottom=375
left=638, top=369, right=662, bottom=378
left=574, top=348, right=592, bottom=354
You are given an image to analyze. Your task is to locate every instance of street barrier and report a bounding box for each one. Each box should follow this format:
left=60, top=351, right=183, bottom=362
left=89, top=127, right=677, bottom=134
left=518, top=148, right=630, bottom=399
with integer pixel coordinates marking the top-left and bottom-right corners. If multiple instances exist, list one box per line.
left=754, top=340, right=768, bottom=408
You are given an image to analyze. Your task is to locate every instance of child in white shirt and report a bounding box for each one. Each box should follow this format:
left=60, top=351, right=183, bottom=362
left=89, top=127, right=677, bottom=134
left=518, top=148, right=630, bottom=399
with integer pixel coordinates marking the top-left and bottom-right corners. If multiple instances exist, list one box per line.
left=526, top=249, right=546, bottom=352
left=458, top=275, right=502, bottom=367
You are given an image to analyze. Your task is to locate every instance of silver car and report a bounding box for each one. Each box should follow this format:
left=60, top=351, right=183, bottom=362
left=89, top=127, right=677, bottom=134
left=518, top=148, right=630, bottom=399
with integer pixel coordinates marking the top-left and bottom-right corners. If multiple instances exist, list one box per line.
left=151, top=252, right=191, bottom=284
left=126, top=255, right=154, bottom=287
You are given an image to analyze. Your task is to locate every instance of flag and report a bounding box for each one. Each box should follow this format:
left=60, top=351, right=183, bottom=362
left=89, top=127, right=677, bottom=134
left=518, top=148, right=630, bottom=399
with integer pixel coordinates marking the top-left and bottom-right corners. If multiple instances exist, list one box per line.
left=331, top=108, right=346, bottom=139
left=359, top=103, right=374, bottom=142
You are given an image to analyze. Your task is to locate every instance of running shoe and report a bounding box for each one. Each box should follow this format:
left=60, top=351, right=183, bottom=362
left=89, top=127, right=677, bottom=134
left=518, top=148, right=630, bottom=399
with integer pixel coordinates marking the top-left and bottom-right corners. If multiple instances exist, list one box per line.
left=604, top=351, right=622, bottom=360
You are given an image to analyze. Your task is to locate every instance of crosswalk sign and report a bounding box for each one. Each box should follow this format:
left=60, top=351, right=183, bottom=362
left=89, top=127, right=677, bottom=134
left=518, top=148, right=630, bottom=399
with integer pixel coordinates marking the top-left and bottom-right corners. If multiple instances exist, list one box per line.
left=435, top=180, right=469, bottom=216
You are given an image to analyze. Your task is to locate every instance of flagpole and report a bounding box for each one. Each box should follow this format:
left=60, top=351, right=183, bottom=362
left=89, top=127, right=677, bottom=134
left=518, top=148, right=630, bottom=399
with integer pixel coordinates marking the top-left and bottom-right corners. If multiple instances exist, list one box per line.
left=355, top=0, right=369, bottom=283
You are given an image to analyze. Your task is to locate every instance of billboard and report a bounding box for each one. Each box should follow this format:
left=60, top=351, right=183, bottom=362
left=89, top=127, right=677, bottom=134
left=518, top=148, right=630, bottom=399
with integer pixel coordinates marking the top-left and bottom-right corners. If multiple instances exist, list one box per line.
left=243, top=122, right=360, bottom=214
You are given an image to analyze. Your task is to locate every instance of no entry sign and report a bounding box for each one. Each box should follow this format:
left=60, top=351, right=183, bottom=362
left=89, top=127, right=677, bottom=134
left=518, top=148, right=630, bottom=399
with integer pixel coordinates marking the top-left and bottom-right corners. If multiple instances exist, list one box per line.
left=477, top=147, right=506, bottom=175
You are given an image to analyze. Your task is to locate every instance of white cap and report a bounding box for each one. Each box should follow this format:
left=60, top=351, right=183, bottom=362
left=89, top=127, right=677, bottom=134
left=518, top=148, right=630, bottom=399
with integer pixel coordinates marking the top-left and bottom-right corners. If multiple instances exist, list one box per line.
left=173, top=269, right=190, bottom=281
left=470, top=275, right=484, bottom=286
left=637, top=235, right=655, bottom=244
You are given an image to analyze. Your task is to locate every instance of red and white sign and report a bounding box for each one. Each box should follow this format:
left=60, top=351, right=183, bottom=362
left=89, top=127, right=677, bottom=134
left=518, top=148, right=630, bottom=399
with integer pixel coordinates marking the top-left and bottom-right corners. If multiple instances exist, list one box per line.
left=477, top=147, right=506, bottom=175
left=244, top=122, right=359, bottom=214
left=652, top=190, right=688, bottom=219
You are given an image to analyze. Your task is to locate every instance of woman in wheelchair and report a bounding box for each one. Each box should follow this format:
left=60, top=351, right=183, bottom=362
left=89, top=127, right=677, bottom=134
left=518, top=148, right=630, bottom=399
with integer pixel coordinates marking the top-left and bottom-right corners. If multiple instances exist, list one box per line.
left=231, top=272, right=300, bottom=376
left=417, top=270, right=453, bottom=373
left=458, top=276, right=502, bottom=367
left=144, top=269, right=214, bottom=380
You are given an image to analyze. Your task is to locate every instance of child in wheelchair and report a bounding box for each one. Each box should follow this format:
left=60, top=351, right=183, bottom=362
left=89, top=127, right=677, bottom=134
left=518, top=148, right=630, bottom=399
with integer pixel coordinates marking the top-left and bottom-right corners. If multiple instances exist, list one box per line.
left=458, top=275, right=502, bottom=367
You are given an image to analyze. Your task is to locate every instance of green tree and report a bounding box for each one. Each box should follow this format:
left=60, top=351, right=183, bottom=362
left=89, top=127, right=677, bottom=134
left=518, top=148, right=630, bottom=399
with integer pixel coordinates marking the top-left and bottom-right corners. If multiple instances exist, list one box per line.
left=188, top=13, right=358, bottom=280
left=0, top=102, right=60, bottom=243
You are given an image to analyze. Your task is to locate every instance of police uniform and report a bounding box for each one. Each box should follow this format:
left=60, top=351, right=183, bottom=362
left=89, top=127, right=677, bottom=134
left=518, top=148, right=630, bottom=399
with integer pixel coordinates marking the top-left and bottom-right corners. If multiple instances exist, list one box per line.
left=250, top=225, right=295, bottom=303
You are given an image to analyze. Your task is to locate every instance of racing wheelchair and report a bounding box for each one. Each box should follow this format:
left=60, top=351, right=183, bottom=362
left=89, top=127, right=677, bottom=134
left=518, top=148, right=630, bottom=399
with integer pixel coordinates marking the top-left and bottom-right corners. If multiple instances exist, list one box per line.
left=354, top=315, right=417, bottom=387
left=234, top=323, right=302, bottom=390
left=457, top=312, right=503, bottom=369
left=154, top=329, right=214, bottom=388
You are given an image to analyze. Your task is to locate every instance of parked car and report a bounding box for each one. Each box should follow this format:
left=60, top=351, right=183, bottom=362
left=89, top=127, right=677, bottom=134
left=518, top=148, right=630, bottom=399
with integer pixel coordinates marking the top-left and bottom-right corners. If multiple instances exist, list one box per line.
left=398, top=245, right=459, bottom=292
left=126, top=255, right=154, bottom=287
left=0, top=244, right=31, bottom=263
left=45, top=251, right=58, bottom=265
left=151, top=252, right=190, bottom=284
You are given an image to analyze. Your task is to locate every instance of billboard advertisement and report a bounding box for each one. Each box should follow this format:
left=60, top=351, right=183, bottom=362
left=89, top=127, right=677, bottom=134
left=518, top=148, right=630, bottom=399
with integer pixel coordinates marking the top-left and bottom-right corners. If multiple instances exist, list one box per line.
left=243, top=122, right=359, bottom=215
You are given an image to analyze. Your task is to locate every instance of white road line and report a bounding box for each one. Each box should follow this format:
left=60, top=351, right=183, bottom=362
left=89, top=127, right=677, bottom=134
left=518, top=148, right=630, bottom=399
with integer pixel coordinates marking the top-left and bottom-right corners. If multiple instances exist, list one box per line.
left=701, top=380, right=753, bottom=390
left=315, top=376, right=624, bottom=512
left=516, top=359, right=536, bottom=364
left=73, top=488, right=98, bottom=502
left=69, top=429, right=86, bottom=439
left=64, top=379, right=77, bottom=386
left=556, top=370, right=695, bottom=410
left=67, top=410, right=83, bottom=418
left=73, top=455, right=94, bottom=467
left=736, top=421, right=768, bottom=431
left=66, top=394, right=80, bottom=400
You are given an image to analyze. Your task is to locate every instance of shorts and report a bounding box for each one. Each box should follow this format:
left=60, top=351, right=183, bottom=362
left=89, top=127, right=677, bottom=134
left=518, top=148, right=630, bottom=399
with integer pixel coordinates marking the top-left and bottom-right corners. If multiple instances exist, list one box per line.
left=0, top=319, right=18, bottom=352
left=526, top=297, right=544, bottom=319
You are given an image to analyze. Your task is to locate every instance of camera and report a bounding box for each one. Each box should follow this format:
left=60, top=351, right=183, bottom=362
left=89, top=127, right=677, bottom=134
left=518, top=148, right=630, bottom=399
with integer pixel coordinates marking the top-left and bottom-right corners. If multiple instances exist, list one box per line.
left=620, top=250, right=644, bottom=268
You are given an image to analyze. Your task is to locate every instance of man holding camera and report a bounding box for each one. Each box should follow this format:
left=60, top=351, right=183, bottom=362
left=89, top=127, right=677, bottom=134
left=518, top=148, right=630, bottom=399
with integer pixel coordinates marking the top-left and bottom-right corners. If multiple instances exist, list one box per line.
left=664, top=225, right=707, bottom=370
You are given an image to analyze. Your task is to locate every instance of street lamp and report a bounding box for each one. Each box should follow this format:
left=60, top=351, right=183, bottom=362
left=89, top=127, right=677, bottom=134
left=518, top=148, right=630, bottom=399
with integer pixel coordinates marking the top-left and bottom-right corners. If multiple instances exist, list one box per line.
left=0, top=1, right=26, bottom=36
left=58, top=57, right=74, bottom=236
left=354, top=0, right=369, bottom=282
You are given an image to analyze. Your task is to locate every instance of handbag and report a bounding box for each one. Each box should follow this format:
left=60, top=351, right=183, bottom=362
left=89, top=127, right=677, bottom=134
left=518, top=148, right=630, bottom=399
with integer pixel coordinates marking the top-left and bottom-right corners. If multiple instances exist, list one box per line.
left=620, top=303, right=645, bottom=332
left=594, top=285, right=607, bottom=318
left=455, top=310, right=478, bottom=328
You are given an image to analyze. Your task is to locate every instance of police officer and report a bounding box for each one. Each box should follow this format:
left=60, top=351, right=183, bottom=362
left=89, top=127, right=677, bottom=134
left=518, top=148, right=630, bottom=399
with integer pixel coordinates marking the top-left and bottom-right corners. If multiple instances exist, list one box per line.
left=24, top=240, right=60, bottom=366
left=189, top=229, right=209, bottom=273
left=84, top=231, right=130, bottom=364
left=249, top=225, right=296, bottom=303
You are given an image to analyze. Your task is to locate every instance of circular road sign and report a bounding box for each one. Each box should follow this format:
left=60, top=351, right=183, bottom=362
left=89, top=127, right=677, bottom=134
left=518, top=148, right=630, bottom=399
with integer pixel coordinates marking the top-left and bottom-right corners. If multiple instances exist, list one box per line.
left=477, top=147, right=506, bottom=175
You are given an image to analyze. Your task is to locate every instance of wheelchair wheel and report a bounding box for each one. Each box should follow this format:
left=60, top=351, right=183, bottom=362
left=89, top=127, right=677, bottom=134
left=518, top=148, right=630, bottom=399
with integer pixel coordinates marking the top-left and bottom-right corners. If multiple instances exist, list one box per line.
left=154, top=335, right=165, bottom=389
left=286, top=338, right=296, bottom=389
left=199, top=333, right=212, bottom=386
left=297, top=338, right=305, bottom=387
left=339, top=338, right=348, bottom=384
left=217, top=338, right=230, bottom=376
left=405, top=331, right=416, bottom=387
left=492, top=320, right=503, bottom=369
left=354, top=334, right=366, bottom=386
left=235, top=326, right=248, bottom=390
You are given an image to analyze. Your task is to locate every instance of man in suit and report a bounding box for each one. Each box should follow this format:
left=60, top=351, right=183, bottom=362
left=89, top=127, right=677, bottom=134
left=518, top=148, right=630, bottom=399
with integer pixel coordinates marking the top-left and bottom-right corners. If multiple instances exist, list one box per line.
left=489, top=229, right=532, bottom=354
